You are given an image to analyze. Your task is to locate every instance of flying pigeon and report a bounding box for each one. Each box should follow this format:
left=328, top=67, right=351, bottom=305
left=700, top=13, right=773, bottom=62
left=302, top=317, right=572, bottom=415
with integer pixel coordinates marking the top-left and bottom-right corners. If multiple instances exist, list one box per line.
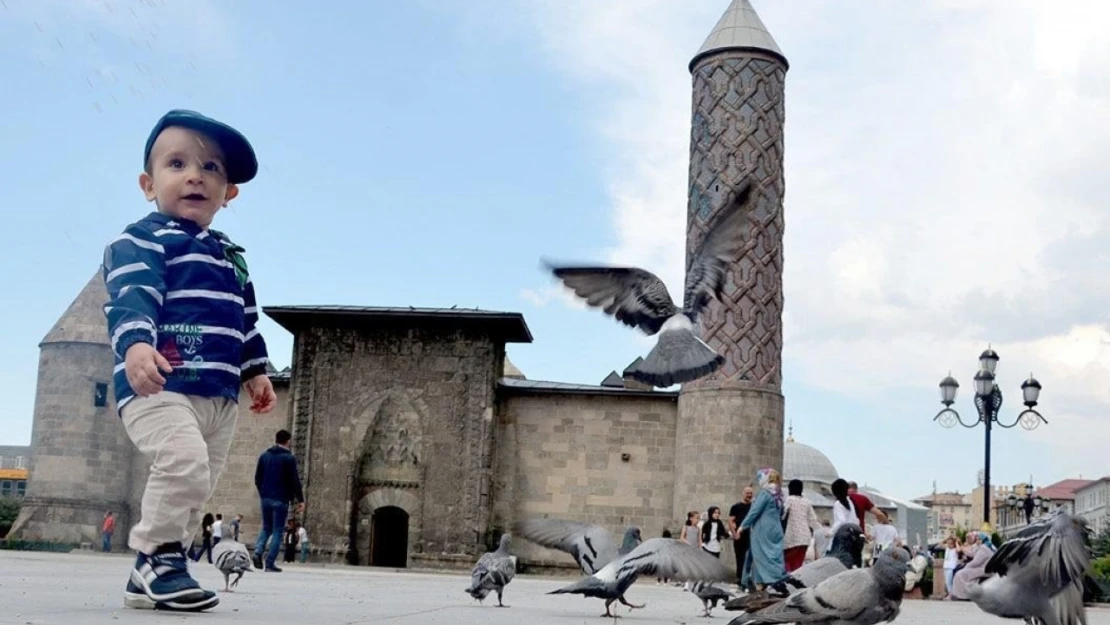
left=514, top=518, right=731, bottom=618
left=465, top=533, right=517, bottom=608
left=727, top=546, right=911, bottom=625
left=691, top=581, right=736, bottom=617
left=512, top=518, right=630, bottom=575
left=542, top=179, right=757, bottom=388
left=966, top=511, right=1092, bottom=625
left=211, top=539, right=253, bottom=592
left=727, top=524, right=867, bottom=612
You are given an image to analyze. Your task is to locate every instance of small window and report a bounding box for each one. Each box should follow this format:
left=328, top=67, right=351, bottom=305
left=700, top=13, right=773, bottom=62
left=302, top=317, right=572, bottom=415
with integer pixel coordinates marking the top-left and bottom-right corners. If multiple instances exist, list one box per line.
left=15, top=456, right=25, bottom=469
left=0, top=480, right=11, bottom=497
left=94, top=382, right=108, bottom=407
left=16, top=481, right=26, bottom=497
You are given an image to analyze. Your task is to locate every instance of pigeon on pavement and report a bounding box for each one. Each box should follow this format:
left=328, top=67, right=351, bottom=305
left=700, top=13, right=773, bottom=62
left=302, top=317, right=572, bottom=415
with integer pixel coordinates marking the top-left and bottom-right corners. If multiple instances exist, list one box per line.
left=727, top=546, right=911, bottom=625
left=211, top=539, right=253, bottom=592
left=514, top=519, right=731, bottom=618
left=465, top=533, right=517, bottom=607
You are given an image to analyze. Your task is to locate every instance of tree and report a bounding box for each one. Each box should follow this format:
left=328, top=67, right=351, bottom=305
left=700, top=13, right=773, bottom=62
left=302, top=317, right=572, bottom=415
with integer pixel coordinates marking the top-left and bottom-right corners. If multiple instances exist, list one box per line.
left=0, top=497, right=21, bottom=538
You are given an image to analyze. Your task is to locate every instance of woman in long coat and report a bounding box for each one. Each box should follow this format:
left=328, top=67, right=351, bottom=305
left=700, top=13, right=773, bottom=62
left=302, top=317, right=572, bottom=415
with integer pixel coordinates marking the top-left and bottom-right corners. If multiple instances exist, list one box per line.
left=739, top=468, right=789, bottom=596
left=950, top=532, right=996, bottom=600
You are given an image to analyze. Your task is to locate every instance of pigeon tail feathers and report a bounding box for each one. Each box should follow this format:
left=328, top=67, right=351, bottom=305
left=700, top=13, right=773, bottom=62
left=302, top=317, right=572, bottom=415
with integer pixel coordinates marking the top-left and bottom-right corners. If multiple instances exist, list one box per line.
left=548, top=576, right=609, bottom=598
left=629, top=316, right=724, bottom=388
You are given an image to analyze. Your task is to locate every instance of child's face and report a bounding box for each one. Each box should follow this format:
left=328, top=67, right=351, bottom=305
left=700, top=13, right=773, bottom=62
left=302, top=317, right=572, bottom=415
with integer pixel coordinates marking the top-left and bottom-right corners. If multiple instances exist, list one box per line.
left=140, top=126, right=238, bottom=227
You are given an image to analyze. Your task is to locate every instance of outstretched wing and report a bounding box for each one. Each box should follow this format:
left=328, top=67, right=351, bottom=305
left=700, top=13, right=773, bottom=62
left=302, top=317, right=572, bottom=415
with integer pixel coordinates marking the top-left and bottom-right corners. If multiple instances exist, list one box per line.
left=513, top=518, right=619, bottom=574
left=682, top=180, right=756, bottom=320
left=985, top=511, right=1092, bottom=592
left=543, top=262, right=678, bottom=335
left=608, top=537, right=731, bottom=584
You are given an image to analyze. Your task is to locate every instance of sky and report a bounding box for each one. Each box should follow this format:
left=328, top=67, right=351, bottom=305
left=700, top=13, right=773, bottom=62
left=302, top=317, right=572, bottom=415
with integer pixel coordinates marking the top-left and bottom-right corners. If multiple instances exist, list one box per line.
left=2, top=0, right=1109, bottom=502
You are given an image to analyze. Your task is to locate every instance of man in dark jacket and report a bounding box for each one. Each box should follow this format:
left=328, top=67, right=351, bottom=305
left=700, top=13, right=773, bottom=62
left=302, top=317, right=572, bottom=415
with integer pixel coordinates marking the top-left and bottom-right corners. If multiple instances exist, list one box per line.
left=252, top=429, right=305, bottom=572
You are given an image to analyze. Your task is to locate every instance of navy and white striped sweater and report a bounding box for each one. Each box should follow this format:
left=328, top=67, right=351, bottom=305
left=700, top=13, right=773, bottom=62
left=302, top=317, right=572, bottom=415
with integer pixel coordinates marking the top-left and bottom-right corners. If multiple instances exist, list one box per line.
left=101, top=211, right=270, bottom=414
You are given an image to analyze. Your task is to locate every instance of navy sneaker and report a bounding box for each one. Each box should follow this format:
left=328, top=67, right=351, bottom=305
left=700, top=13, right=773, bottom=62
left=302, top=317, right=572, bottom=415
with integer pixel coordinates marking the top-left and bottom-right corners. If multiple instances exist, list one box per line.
left=124, top=544, right=219, bottom=611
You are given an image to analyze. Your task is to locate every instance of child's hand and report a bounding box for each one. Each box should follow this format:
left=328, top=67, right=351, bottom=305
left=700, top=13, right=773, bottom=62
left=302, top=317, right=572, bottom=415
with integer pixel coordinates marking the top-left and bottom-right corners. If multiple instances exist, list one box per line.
left=125, top=342, right=173, bottom=397
left=245, top=375, right=276, bottom=414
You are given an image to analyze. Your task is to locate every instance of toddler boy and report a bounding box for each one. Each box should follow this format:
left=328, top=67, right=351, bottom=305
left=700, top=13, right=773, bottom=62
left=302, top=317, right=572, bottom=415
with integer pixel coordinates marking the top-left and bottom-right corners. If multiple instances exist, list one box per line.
left=101, top=109, right=277, bottom=611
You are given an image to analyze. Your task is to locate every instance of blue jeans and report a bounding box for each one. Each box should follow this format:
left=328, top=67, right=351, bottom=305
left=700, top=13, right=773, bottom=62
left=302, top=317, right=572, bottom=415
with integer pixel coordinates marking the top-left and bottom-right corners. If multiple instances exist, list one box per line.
left=253, top=498, right=289, bottom=567
left=102, top=532, right=112, bottom=552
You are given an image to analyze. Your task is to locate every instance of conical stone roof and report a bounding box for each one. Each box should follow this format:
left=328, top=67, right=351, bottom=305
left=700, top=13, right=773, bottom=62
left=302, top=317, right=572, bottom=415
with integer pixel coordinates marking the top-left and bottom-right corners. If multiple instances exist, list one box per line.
left=41, top=270, right=110, bottom=347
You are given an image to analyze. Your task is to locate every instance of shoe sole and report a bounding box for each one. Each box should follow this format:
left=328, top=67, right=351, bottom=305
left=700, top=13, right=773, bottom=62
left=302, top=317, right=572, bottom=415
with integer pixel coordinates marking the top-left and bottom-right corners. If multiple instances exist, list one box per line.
left=124, top=591, right=219, bottom=612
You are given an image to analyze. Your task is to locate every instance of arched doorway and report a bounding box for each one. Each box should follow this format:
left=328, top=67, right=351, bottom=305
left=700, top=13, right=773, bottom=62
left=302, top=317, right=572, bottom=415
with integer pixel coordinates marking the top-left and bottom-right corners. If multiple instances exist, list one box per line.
left=370, top=506, right=409, bottom=567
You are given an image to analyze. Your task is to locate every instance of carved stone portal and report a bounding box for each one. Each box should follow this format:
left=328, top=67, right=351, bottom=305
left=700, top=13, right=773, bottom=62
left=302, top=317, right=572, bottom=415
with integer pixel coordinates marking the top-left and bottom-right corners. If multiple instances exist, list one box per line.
left=357, top=392, right=425, bottom=487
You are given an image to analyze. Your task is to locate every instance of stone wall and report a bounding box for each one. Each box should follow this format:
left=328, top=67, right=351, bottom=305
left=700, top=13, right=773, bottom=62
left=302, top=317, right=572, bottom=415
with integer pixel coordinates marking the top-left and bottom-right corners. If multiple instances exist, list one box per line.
left=491, top=392, right=679, bottom=569
left=12, top=343, right=133, bottom=546
left=287, top=324, right=502, bottom=566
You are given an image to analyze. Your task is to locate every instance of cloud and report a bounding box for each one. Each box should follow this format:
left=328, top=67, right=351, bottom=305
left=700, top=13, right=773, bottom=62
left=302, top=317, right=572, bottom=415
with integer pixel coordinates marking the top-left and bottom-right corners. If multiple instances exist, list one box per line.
left=508, top=0, right=1110, bottom=473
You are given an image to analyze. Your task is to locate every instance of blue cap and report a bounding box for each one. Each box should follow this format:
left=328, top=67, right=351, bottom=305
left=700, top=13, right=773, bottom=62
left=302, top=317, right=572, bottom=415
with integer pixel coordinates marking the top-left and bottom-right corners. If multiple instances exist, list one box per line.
left=144, top=109, right=258, bottom=184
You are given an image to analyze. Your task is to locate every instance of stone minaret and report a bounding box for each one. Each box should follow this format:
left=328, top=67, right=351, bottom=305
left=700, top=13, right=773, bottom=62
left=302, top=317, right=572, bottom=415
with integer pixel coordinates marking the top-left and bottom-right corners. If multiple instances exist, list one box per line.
left=10, top=271, right=135, bottom=548
left=674, top=0, right=788, bottom=556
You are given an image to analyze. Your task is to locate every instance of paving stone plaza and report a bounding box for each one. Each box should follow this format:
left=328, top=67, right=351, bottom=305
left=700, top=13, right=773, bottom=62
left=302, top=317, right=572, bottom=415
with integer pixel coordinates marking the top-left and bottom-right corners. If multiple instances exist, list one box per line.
left=2, top=551, right=1106, bottom=625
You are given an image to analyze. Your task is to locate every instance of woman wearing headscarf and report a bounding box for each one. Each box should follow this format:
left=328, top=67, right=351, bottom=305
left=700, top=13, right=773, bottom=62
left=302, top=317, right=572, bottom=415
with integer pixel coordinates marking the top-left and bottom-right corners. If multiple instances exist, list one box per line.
left=700, top=506, right=728, bottom=558
left=738, top=468, right=789, bottom=597
left=949, top=531, right=996, bottom=600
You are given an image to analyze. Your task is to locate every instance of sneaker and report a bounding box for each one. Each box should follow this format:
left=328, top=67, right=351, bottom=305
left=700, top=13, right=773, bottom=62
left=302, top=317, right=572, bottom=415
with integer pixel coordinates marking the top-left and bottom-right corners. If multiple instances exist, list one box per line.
left=125, top=544, right=219, bottom=612
left=265, top=564, right=283, bottom=572
left=252, top=552, right=263, bottom=569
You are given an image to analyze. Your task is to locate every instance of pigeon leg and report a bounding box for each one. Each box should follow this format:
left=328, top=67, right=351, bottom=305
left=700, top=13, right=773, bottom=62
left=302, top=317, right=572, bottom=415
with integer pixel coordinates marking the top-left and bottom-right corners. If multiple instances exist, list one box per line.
left=496, top=588, right=509, bottom=608
left=618, top=595, right=645, bottom=610
left=601, top=598, right=620, bottom=618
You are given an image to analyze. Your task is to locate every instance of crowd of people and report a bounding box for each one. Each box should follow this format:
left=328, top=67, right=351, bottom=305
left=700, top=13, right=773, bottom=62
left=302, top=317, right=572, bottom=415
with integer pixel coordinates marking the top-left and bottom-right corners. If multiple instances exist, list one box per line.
left=663, top=469, right=906, bottom=598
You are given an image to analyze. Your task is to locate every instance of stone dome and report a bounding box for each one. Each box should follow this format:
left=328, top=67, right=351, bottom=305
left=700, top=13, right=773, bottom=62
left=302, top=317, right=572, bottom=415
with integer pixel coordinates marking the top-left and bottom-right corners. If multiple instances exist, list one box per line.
left=783, top=438, right=840, bottom=485
left=503, top=356, right=525, bottom=380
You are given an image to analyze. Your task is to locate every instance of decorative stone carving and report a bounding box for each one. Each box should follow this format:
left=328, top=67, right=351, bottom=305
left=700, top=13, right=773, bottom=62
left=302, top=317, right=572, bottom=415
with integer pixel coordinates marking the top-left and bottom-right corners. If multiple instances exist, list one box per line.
left=357, top=392, right=425, bottom=486
left=684, top=54, right=786, bottom=391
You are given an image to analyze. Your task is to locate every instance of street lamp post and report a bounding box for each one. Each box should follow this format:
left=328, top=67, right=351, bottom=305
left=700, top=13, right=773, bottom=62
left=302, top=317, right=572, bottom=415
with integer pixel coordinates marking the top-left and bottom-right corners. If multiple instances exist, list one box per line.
left=1004, top=491, right=1049, bottom=526
left=933, top=347, right=1048, bottom=527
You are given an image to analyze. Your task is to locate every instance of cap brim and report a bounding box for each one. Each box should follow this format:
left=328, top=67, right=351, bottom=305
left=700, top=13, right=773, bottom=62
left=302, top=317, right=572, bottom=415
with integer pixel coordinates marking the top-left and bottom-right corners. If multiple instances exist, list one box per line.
left=148, top=110, right=259, bottom=184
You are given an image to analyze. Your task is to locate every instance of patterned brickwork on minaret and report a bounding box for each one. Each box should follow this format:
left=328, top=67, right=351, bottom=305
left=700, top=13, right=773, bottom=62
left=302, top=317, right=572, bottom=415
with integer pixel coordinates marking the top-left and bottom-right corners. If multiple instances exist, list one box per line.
left=685, top=53, right=786, bottom=389
left=674, top=0, right=788, bottom=576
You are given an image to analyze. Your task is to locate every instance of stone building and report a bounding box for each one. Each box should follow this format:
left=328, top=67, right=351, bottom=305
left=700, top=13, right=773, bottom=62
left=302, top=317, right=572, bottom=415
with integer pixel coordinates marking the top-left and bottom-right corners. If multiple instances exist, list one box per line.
left=12, top=0, right=793, bottom=572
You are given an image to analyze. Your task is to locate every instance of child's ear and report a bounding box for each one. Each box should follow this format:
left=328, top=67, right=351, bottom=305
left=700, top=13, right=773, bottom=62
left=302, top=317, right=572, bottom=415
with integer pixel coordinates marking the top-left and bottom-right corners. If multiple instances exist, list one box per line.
left=223, top=184, right=240, bottom=207
left=139, top=172, right=156, bottom=202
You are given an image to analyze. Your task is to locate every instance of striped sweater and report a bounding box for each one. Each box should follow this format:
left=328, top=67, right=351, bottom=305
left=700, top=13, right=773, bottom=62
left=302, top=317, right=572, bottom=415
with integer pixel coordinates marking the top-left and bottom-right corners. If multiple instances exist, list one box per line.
left=101, top=211, right=270, bottom=414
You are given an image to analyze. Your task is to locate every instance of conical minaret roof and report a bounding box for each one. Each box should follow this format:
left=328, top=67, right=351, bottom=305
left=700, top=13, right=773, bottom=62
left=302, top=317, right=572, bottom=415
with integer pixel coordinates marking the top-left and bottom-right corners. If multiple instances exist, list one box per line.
left=690, top=0, right=787, bottom=70
left=41, top=270, right=110, bottom=347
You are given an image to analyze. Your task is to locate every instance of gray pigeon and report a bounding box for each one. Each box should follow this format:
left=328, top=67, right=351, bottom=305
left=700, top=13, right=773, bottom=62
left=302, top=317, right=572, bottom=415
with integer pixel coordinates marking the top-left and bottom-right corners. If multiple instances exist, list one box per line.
left=966, top=511, right=1092, bottom=625
left=211, top=539, right=253, bottom=592
left=465, top=533, right=516, bottom=607
left=512, top=518, right=631, bottom=575
left=727, top=546, right=911, bottom=625
left=691, top=581, right=735, bottom=617
left=727, top=524, right=867, bottom=612
left=542, top=179, right=756, bottom=388
left=514, top=519, right=731, bottom=618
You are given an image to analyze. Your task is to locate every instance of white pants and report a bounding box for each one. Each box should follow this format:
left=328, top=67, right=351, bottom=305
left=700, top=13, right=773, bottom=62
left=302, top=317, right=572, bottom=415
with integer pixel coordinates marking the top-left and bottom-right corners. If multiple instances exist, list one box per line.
left=121, top=391, right=237, bottom=555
